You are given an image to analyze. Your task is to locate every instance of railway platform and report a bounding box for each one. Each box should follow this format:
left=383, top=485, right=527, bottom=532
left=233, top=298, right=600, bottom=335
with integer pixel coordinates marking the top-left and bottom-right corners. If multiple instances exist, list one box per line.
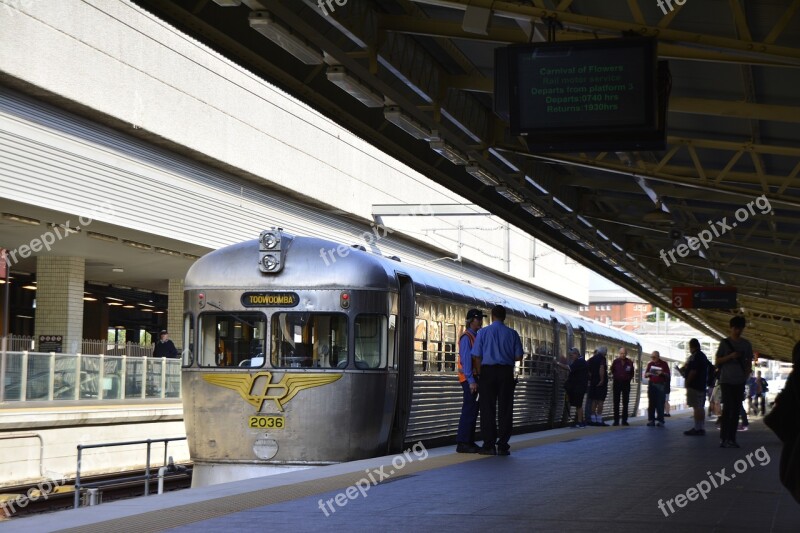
left=5, top=412, right=798, bottom=532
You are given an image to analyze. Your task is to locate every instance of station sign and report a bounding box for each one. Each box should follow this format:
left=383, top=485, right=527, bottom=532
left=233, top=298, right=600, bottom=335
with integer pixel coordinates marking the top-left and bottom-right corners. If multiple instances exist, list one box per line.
left=241, top=292, right=299, bottom=308
left=672, top=287, right=737, bottom=309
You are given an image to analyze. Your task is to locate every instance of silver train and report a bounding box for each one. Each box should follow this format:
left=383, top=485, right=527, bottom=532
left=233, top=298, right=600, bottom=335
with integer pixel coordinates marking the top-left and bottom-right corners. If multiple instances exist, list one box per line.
left=182, top=229, right=642, bottom=485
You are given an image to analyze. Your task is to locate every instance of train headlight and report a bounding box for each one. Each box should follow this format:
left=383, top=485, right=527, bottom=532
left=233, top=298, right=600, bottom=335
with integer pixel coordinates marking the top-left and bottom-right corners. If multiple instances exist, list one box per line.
left=259, top=227, right=288, bottom=273
left=260, top=230, right=280, bottom=250
left=261, top=254, right=279, bottom=271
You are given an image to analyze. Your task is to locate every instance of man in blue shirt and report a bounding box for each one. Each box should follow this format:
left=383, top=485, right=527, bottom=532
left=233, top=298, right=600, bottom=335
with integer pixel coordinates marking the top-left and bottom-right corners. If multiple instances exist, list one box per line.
left=456, top=309, right=485, bottom=453
left=471, top=304, right=524, bottom=456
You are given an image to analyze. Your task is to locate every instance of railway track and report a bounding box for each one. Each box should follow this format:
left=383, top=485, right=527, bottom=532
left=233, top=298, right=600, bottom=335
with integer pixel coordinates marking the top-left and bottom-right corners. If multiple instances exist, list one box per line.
left=0, top=466, right=192, bottom=521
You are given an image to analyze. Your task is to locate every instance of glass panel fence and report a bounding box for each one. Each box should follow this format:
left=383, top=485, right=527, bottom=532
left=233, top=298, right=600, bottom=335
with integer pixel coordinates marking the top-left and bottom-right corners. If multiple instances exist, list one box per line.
left=1, top=352, right=181, bottom=403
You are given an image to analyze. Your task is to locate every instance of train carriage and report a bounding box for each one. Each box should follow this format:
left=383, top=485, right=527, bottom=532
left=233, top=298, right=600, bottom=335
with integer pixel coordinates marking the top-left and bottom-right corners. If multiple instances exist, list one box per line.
left=182, top=229, right=641, bottom=486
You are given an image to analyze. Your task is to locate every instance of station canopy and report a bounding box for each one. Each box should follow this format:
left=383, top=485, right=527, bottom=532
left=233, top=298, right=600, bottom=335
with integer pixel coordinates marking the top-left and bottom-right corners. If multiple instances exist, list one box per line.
left=130, top=0, right=800, bottom=361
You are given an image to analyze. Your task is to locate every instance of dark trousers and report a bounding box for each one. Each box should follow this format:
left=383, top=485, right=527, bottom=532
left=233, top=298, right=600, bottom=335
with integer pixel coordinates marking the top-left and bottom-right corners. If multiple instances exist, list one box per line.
left=721, top=383, right=745, bottom=443
left=613, top=380, right=631, bottom=423
left=479, top=365, right=515, bottom=449
left=647, top=382, right=666, bottom=423
left=456, top=380, right=479, bottom=444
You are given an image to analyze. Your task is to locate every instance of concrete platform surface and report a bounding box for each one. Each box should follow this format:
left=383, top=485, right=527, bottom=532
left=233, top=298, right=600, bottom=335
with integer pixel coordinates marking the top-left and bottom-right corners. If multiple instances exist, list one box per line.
left=5, top=413, right=799, bottom=532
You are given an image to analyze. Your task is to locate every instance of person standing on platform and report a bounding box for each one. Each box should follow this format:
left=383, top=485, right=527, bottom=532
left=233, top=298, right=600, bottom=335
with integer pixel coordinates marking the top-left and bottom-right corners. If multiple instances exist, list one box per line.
left=587, top=347, right=609, bottom=426
left=471, top=304, right=524, bottom=456
left=716, top=315, right=754, bottom=449
left=564, top=347, right=588, bottom=428
left=153, top=330, right=178, bottom=358
left=681, top=338, right=709, bottom=436
left=455, top=309, right=485, bottom=453
left=754, top=371, right=769, bottom=416
left=645, top=351, right=670, bottom=426
left=611, top=347, right=635, bottom=426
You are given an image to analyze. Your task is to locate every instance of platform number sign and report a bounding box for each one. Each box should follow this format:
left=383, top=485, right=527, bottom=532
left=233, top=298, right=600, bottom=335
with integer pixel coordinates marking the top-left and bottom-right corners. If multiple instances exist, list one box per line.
left=672, top=287, right=737, bottom=310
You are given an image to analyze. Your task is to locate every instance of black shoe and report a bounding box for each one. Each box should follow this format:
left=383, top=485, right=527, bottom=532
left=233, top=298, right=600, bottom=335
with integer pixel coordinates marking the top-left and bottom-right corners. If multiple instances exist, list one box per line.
left=647, top=421, right=655, bottom=427
left=497, top=446, right=510, bottom=456
left=478, top=446, right=497, bottom=456
left=684, top=428, right=705, bottom=436
left=612, top=421, right=620, bottom=426
left=622, top=421, right=630, bottom=426
left=664, top=414, right=671, bottom=417
left=456, top=443, right=480, bottom=454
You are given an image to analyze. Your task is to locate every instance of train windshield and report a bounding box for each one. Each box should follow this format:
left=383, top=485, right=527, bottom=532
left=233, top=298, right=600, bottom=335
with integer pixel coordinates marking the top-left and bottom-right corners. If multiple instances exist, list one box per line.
left=271, top=313, right=348, bottom=369
left=199, top=313, right=266, bottom=367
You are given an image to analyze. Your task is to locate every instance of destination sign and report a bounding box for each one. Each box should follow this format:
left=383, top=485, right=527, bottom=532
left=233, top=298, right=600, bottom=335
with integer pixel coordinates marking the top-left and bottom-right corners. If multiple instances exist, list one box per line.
left=672, top=287, right=737, bottom=310
left=509, top=38, right=657, bottom=136
left=241, top=292, right=300, bottom=307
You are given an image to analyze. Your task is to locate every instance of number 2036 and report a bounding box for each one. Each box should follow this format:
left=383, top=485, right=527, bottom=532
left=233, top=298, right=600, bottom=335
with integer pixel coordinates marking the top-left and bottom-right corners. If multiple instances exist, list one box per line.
left=248, top=416, right=285, bottom=429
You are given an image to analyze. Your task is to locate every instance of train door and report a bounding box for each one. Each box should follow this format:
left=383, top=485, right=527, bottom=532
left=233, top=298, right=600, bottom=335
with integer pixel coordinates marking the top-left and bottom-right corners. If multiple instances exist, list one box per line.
left=388, top=273, right=415, bottom=453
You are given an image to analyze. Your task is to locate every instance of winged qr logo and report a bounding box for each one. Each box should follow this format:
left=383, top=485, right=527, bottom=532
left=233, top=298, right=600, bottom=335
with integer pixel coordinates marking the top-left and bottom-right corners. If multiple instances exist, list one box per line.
left=202, top=372, right=341, bottom=411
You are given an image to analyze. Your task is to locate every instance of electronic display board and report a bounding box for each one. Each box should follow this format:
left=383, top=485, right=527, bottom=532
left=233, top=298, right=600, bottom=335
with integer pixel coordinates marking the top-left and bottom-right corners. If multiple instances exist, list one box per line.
left=672, top=287, right=737, bottom=309
left=499, top=38, right=666, bottom=152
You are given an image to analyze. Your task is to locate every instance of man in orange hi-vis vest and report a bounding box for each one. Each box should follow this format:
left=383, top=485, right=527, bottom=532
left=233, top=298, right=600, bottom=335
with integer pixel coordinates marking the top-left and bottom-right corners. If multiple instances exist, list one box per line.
left=456, top=308, right=486, bottom=453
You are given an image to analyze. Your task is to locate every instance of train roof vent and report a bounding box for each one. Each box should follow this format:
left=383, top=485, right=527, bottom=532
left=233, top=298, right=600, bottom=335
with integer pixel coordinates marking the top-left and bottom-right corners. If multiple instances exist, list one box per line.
left=351, top=244, right=366, bottom=251
left=388, top=255, right=401, bottom=262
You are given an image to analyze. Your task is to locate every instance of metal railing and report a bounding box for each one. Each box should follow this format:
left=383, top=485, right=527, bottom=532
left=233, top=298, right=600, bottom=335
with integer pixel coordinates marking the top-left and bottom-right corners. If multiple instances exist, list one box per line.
left=0, top=351, right=181, bottom=403
left=0, top=335, right=156, bottom=356
left=73, top=437, right=188, bottom=508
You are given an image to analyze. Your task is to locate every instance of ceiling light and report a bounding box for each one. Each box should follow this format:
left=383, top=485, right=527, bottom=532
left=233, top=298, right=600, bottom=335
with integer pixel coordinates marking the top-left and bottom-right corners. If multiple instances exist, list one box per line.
left=17, top=315, right=33, bottom=319
left=122, top=239, right=152, bottom=250
left=108, top=302, right=123, bottom=306
left=249, top=11, right=323, bottom=65
left=521, top=203, right=546, bottom=217
left=83, top=296, right=97, bottom=301
left=465, top=162, right=500, bottom=185
left=578, top=240, right=596, bottom=250
left=123, top=304, right=135, bottom=309
left=562, top=229, right=581, bottom=241
left=384, top=106, right=431, bottom=140
left=141, top=308, right=154, bottom=312
left=495, top=186, right=524, bottom=203
left=2, top=213, right=40, bottom=225
left=87, top=231, right=118, bottom=242
left=106, top=297, right=125, bottom=302
left=326, top=66, right=384, bottom=107
left=154, top=311, right=165, bottom=314
left=22, top=284, right=37, bottom=290
left=155, top=248, right=182, bottom=257
left=430, top=140, right=468, bottom=165
left=542, top=218, right=565, bottom=231
left=112, top=267, right=124, bottom=273
left=138, top=303, right=154, bottom=308
left=212, top=0, right=241, bottom=5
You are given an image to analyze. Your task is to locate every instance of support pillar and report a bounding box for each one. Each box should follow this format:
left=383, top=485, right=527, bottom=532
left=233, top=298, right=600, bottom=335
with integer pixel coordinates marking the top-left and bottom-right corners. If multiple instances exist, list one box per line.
left=34, top=257, right=85, bottom=353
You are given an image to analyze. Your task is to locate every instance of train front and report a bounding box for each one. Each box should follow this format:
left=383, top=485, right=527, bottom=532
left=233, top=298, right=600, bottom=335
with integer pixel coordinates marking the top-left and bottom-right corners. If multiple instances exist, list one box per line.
left=182, top=230, right=399, bottom=486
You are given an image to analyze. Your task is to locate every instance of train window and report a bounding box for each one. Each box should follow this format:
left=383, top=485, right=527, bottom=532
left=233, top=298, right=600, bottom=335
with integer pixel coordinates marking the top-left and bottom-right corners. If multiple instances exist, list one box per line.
left=388, top=315, right=397, bottom=368
left=198, top=313, right=266, bottom=368
left=271, top=313, right=348, bottom=369
left=429, top=322, right=442, bottom=371
left=354, top=315, right=387, bottom=369
left=443, top=324, right=456, bottom=372
left=182, top=313, right=194, bottom=367
left=414, top=319, right=427, bottom=372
